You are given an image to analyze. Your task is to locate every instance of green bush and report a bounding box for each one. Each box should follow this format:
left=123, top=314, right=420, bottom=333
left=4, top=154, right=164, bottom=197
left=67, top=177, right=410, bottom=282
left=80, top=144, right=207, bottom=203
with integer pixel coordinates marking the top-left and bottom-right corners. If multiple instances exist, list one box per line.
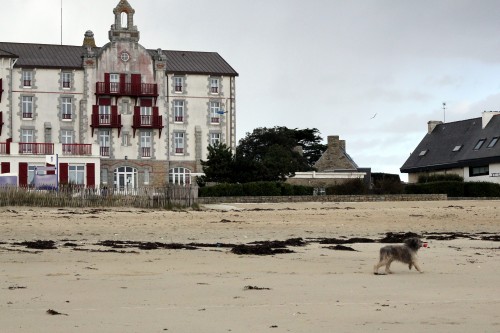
left=371, top=173, right=404, bottom=194
left=405, top=181, right=464, bottom=196
left=198, top=181, right=314, bottom=197
left=418, top=174, right=463, bottom=183
left=464, top=182, right=500, bottom=197
left=326, top=179, right=368, bottom=195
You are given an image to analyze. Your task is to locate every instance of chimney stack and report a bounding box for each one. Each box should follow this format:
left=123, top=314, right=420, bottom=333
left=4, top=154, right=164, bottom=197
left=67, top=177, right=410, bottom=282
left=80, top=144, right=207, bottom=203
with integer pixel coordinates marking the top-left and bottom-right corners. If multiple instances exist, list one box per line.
left=427, top=121, right=443, bottom=134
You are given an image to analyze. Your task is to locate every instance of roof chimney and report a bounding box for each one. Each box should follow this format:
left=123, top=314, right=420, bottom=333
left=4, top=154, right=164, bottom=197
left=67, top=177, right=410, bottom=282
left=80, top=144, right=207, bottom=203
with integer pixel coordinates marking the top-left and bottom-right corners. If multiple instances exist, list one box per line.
left=482, top=111, right=500, bottom=128
left=427, top=120, right=443, bottom=134
left=82, top=30, right=96, bottom=48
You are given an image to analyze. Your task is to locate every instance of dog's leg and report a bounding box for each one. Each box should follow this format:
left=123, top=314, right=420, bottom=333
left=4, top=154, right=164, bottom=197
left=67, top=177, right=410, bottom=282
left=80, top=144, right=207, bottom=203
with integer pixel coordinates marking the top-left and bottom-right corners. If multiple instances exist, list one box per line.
left=374, top=258, right=388, bottom=274
left=385, top=259, right=394, bottom=274
left=412, top=261, right=423, bottom=273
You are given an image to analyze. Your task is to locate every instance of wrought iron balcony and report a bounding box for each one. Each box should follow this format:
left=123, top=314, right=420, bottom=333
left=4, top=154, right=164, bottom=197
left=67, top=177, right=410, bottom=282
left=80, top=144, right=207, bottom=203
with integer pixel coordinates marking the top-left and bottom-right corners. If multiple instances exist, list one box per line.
left=132, top=107, right=164, bottom=138
left=62, top=144, right=92, bottom=156
left=19, top=143, right=54, bottom=155
left=90, top=106, right=122, bottom=137
left=95, top=82, right=158, bottom=98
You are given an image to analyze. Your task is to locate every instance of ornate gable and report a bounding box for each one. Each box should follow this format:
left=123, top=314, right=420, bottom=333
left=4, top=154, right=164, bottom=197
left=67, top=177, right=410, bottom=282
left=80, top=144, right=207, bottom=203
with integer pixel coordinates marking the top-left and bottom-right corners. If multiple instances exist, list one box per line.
left=109, top=0, right=140, bottom=43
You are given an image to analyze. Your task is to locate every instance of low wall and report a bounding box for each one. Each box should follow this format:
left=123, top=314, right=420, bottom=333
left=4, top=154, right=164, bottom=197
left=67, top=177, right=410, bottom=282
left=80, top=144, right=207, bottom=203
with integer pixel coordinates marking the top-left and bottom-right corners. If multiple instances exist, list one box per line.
left=197, top=194, right=447, bottom=204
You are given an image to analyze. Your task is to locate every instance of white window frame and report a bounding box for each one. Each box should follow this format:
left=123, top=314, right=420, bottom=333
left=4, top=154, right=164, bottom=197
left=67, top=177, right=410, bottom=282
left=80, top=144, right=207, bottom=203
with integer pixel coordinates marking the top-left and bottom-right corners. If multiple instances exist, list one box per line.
left=210, top=78, right=219, bottom=94
left=21, top=129, right=34, bottom=143
left=174, top=132, right=185, bottom=154
left=140, top=106, right=152, bottom=125
left=68, top=165, right=85, bottom=185
left=99, top=130, right=111, bottom=156
left=62, top=97, right=72, bottom=120
left=22, top=96, right=33, bottom=118
left=122, top=133, right=130, bottom=146
left=169, top=167, right=191, bottom=185
left=140, top=131, right=152, bottom=157
left=210, top=132, right=221, bottom=146
left=210, top=101, right=221, bottom=124
left=22, top=70, right=33, bottom=88
left=144, top=169, right=150, bottom=185
left=61, top=130, right=73, bottom=144
left=62, top=72, right=71, bottom=89
left=110, top=73, right=120, bottom=93
left=174, top=100, right=184, bottom=122
left=174, top=76, right=183, bottom=93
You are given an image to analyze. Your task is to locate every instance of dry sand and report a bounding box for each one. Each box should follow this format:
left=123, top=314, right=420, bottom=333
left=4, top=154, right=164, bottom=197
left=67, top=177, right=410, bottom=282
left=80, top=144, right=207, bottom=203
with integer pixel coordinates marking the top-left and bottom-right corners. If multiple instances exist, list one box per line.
left=0, top=200, right=499, bottom=332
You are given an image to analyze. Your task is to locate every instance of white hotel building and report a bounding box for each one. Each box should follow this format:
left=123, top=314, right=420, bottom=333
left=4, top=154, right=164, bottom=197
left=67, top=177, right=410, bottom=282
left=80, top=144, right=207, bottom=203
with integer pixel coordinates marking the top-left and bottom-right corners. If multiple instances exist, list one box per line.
left=0, top=0, right=238, bottom=189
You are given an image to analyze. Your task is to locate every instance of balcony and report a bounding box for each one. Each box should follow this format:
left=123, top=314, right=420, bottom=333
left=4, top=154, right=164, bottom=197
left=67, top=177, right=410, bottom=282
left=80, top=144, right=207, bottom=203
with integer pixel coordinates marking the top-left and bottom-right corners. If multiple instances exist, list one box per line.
left=19, top=143, right=54, bottom=155
left=100, top=147, right=110, bottom=157
left=91, top=106, right=122, bottom=137
left=132, top=107, right=164, bottom=138
left=95, top=82, right=158, bottom=99
left=62, top=144, right=92, bottom=156
left=0, top=142, right=8, bottom=154
left=141, top=147, right=151, bottom=158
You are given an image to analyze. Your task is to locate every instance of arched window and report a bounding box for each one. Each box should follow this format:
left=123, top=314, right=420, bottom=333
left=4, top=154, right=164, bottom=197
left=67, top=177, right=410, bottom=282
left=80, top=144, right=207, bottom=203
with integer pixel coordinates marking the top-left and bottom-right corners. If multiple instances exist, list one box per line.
left=169, top=167, right=191, bottom=185
left=121, top=12, right=128, bottom=29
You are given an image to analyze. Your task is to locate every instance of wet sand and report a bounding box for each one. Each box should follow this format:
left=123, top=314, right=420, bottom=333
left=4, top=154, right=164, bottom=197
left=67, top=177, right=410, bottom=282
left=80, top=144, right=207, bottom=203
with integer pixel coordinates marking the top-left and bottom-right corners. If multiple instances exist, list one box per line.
left=1, top=200, right=499, bottom=332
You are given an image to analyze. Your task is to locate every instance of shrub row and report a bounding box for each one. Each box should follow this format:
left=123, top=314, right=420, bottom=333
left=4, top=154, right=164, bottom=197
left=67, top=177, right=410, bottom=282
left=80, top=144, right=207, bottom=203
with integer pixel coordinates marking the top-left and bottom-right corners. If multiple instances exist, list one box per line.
left=405, top=181, right=500, bottom=197
left=198, top=182, right=313, bottom=197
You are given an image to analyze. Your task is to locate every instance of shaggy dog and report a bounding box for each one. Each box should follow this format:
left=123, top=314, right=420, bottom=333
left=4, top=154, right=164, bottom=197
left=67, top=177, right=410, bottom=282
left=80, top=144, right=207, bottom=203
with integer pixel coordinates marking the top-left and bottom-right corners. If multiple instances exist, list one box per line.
left=373, top=237, right=424, bottom=274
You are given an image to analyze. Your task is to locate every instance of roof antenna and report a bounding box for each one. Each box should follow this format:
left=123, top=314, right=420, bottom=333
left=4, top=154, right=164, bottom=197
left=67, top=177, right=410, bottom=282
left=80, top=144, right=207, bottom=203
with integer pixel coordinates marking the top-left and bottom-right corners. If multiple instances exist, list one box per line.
left=442, top=102, right=446, bottom=123
left=60, top=0, right=63, bottom=45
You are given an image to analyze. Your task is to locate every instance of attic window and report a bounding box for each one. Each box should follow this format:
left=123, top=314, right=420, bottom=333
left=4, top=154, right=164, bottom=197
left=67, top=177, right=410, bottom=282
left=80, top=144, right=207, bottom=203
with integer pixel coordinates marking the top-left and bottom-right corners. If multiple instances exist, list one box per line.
left=473, top=139, right=486, bottom=150
left=452, top=145, right=462, bottom=152
left=487, top=137, right=498, bottom=148
left=419, top=150, right=428, bottom=156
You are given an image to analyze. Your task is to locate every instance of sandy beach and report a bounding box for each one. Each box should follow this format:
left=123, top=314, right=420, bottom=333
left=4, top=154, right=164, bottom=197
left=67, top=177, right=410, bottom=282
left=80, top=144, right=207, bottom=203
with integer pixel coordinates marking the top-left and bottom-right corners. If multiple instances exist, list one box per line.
left=1, top=200, right=499, bottom=332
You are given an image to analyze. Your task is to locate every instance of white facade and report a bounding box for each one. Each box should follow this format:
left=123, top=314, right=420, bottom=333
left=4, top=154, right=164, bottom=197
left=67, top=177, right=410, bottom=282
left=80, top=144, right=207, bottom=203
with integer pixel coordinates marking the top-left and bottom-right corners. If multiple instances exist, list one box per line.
left=0, top=0, right=237, bottom=189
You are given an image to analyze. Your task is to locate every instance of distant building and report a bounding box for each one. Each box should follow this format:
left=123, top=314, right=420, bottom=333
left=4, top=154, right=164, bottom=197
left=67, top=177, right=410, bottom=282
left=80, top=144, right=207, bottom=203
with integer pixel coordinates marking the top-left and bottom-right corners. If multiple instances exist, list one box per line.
left=287, top=135, right=371, bottom=189
left=400, top=111, right=500, bottom=184
left=0, top=0, right=238, bottom=189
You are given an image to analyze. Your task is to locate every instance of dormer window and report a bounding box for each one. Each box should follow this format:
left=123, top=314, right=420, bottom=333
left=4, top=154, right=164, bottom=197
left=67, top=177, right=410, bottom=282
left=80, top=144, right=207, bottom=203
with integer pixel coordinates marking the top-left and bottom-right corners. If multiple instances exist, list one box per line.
left=452, top=145, right=462, bottom=152
left=473, top=139, right=486, bottom=150
left=487, top=137, right=498, bottom=148
left=418, top=150, right=428, bottom=156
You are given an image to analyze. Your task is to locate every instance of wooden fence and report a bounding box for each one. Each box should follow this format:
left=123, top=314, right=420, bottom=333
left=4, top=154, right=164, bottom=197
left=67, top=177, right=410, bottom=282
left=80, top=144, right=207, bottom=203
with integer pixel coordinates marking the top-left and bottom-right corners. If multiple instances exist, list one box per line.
left=0, top=185, right=198, bottom=209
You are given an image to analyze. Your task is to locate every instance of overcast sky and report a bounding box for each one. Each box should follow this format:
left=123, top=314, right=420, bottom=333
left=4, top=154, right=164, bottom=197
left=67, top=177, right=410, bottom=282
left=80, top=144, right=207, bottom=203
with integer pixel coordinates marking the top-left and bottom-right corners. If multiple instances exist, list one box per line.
left=3, top=0, right=500, bottom=180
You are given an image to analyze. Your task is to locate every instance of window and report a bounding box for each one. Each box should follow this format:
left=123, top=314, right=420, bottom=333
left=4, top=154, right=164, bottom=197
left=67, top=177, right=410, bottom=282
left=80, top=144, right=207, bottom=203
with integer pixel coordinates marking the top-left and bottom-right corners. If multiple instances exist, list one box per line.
left=210, top=78, right=219, bottom=94
left=452, top=145, right=462, bottom=152
left=99, top=105, right=111, bottom=125
left=418, top=150, right=428, bottom=156
left=22, top=96, right=33, bottom=118
left=21, top=130, right=34, bottom=153
left=140, top=106, right=152, bottom=125
left=101, top=169, right=108, bottom=184
left=68, top=165, right=85, bottom=185
left=210, top=101, right=221, bottom=123
left=487, top=137, right=499, bottom=148
left=122, top=133, right=130, bottom=146
left=473, top=139, right=486, bottom=150
left=174, top=132, right=184, bottom=154
left=22, top=71, right=33, bottom=88
left=174, top=77, right=183, bottom=93
left=174, top=100, right=184, bottom=122
left=169, top=167, right=191, bottom=185
left=62, top=130, right=74, bottom=154
left=140, top=131, right=152, bottom=157
left=110, top=73, right=120, bottom=93
left=62, top=72, right=71, bottom=89
left=144, top=169, right=150, bottom=185
left=99, top=130, right=110, bottom=156
left=210, top=132, right=221, bottom=146
left=62, top=97, right=72, bottom=120
left=469, top=165, right=489, bottom=177
left=28, top=165, right=39, bottom=186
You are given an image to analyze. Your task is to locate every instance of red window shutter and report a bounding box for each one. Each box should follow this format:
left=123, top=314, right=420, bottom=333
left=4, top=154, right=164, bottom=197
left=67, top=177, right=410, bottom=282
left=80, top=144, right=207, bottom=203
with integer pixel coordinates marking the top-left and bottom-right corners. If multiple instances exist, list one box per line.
left=46, top=163, right=55, bottom=175
left=141, top=99, right=153, bottom=107
left=111, top=105, right=118, bottom=116
left=19, top=163, right=28, bottom=186
left=59, top=163, right=68, bottom=184
left=1, top=162, right=10, bottom=174
left=99, top=98, right=111, bottom=106
left=134, top=106, right=140, bottom=116
left=86, top=163, right=95, bottom=188
left=153, top=106, right=159, bottom=117
left=104, top=73, right=110, bottom=85
left=131, top=74, right=141, bottom=85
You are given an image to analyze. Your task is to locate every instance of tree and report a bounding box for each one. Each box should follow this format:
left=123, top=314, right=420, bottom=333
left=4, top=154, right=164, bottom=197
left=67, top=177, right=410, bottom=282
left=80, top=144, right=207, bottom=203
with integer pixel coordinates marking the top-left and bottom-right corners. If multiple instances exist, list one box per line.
left=198, top=142, right=235, bottom=185
left=199, top=127, right=328, bottom=184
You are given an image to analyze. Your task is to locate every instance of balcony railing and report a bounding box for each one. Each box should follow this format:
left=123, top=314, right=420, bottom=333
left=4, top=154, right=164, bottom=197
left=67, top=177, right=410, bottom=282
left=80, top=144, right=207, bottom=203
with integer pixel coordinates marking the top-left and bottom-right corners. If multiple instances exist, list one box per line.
left=100, top=147, right=110, bottom=157
left=0, top=142, right=7, bottom=154
left=62, top=144, right=92, bottom=156
left=19, top=143, right=54, bottom=155
left=95, top=82, right=158, bottom=97
left=91, top=106, right=122, bottom=137
left=175, top=147, right=184, bottom=154
left=132, top=107, right=163, bottom=138
left=211, top=117, right=220, bottom=124
left=141, top=147, right=151, bottom=157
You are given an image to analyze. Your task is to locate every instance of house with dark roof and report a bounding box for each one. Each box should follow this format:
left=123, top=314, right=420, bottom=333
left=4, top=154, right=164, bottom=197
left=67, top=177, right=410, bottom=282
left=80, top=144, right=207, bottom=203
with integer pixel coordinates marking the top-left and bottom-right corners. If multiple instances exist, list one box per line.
left=400, top=111, right=500, bottom=184
left=287, top=135, right=371, bottom=189
left=0, top=0, right=238, bottom=189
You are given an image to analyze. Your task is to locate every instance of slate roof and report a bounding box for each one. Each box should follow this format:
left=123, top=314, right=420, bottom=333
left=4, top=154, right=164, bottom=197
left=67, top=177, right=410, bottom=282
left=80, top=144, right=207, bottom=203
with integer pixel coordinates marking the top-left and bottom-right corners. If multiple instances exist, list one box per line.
left=400, top=114, right=500, bottom=173
left=0, top=42, right=238, bottom=76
